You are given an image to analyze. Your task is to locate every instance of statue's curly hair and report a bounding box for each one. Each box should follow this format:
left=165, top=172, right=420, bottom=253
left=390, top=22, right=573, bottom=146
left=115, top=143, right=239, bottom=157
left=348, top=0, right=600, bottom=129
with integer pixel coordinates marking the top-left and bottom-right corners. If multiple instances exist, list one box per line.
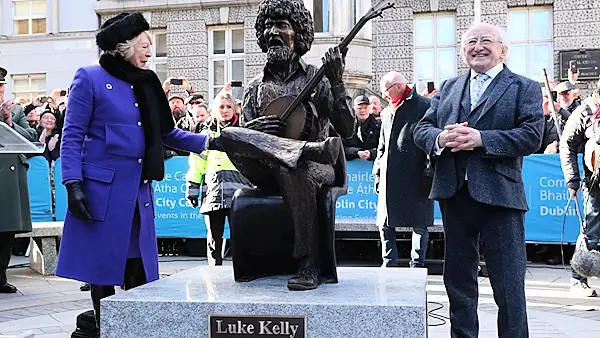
left=255, top=0, right=314, bottom=57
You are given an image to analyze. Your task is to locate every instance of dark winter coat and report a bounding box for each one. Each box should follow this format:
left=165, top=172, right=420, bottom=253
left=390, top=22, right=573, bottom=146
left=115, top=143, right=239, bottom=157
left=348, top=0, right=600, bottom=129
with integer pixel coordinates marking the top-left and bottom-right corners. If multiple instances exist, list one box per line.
left=372, top=87, right=434, bottom=228
left=342, top=114, right=381, bottom=161
left=0, top=105, right=37, bottom=234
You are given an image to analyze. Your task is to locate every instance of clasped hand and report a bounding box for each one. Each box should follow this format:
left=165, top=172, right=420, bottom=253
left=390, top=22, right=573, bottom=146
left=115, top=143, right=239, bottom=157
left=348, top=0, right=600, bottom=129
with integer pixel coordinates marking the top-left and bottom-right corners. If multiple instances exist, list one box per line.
left=438, top=122, right=482, bottom=152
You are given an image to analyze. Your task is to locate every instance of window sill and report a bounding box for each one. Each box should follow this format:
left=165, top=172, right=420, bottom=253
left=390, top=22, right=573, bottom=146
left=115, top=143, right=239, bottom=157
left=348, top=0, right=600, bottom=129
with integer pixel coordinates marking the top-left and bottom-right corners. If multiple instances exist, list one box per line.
left=313, top=35, right=374, bottom=48
left=95, top=0, right=263, bottom=14
left=0, top=31, right=97, bottom=43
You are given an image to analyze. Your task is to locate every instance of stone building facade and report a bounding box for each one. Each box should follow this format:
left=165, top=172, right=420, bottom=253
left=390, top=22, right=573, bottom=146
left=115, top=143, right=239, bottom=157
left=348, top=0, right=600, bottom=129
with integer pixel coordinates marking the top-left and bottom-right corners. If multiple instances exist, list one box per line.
left=95, top=0, right=600, bottom=104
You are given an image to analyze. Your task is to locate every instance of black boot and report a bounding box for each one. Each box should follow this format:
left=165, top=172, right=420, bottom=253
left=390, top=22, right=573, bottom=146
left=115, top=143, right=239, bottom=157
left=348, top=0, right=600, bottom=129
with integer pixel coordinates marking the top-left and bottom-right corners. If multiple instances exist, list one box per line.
left=71, top=310, right=98, bottom=338
left=287, top=254, right=320, bottom=291
left=123, top=258, right=147, bottom=290
left=90, top=285, right=115, bottom=334
left=301, top=137, right=341, bottom=165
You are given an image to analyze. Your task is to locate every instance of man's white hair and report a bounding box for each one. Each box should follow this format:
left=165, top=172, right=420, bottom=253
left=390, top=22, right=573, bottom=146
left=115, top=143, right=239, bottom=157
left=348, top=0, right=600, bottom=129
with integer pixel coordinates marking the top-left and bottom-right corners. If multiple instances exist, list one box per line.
left=380, top=71, right=407, bottom=90
left=102, top=31, right=151, bottom=61
left=459, top=22, right=509, bottom=64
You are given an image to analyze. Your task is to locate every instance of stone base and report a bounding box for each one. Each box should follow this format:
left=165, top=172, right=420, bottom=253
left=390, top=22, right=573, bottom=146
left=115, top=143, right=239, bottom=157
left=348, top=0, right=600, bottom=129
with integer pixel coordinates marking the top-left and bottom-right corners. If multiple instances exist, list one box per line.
left=101, top=266, right=428, bottom=338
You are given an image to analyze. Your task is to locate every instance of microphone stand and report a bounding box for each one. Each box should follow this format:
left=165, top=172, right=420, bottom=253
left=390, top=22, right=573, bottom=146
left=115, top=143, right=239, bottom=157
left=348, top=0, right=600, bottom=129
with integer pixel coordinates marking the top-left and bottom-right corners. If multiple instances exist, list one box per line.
left=542, top=68, right=563, bottom=139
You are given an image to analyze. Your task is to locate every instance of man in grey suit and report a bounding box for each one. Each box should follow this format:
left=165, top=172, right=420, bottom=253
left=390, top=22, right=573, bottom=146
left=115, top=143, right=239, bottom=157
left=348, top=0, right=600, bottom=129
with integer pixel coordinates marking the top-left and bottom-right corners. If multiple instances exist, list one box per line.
left=414, top=22, right=544, bottom=337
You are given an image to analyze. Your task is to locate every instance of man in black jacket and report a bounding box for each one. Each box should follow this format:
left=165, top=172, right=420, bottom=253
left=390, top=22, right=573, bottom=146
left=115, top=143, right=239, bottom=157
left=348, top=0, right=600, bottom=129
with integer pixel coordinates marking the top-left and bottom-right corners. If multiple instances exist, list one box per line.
left=342, top=95, right=381, bottom=161
left=373, top=71, right=433, bottom=268
left=559, top=82, right=600, bottom=297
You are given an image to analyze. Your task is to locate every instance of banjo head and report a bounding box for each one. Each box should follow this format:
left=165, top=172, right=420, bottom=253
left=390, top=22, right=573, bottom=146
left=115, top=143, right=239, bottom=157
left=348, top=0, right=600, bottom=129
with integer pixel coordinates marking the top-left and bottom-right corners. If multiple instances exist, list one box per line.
left=262, top=95, right=313, bottom=139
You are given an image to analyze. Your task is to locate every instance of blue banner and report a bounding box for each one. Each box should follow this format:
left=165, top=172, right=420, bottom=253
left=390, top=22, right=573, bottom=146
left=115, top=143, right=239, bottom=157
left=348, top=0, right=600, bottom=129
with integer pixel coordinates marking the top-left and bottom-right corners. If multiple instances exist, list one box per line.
left=27, top=156, right=53, bottom=222
left=54, top=158, right=67, bottom=222
left=33, top=154, right=585, bottom=243
left=151, top=157, right=230, bottom=239
left=522, top=154, right=584, bottom=243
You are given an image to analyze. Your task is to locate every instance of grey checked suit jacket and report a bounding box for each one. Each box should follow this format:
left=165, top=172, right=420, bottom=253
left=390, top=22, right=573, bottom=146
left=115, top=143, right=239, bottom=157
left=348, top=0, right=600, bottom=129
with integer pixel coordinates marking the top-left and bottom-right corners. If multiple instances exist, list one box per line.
left=413, top=65, right=545, bottom=211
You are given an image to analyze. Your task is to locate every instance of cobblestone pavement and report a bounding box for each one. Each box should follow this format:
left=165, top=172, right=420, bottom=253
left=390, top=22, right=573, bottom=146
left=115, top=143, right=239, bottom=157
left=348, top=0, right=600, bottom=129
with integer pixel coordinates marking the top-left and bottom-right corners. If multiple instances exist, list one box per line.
left=1, top=257, right=599, bottom=337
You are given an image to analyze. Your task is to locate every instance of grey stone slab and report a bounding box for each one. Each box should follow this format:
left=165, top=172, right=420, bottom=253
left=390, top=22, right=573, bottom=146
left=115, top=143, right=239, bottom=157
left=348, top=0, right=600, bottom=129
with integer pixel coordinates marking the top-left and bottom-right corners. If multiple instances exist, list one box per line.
left=101, top=266, right=428, bottom=338
left=14, top=222, right=63, bottom=238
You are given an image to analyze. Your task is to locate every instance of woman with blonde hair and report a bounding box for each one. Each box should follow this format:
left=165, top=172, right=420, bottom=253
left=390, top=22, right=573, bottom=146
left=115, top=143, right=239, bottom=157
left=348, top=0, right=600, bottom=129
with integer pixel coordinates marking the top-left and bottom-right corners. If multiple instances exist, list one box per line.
left=186, top=84, right=253, bottom=265
left=57, top=12, right=211, bottom=335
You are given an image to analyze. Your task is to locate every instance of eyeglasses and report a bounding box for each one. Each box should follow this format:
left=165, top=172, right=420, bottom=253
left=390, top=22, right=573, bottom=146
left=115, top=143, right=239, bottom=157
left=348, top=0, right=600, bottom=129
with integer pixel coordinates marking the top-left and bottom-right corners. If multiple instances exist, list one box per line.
left=383, top=83, right=399, bottom=93
left=465, top=37, right=499, bottom=46
left=189, top=101, right=203, bottom=106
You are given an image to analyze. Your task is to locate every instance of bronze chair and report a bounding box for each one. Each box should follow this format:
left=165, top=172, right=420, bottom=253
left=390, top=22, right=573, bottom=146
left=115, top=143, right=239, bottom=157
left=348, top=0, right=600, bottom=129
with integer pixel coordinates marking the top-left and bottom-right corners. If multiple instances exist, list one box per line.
left=228, top=139, right=348, bottom=284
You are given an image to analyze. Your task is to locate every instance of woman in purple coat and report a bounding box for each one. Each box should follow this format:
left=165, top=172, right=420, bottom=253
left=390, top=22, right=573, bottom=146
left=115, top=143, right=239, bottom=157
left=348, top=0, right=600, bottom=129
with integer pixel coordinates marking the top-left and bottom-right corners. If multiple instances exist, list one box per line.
left=56, top=12, right=210, bottom=332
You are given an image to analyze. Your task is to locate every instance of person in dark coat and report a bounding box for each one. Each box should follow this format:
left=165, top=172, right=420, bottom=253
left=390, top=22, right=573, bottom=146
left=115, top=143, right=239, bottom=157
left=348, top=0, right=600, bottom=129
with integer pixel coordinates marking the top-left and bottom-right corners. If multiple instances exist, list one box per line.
left=342, top=95, right=381, bottom=161
left=372, top=71, right=434, bottom=268
left=57, top=13, right=211, bottom=333
left=0, top=66, right=37, bottom=293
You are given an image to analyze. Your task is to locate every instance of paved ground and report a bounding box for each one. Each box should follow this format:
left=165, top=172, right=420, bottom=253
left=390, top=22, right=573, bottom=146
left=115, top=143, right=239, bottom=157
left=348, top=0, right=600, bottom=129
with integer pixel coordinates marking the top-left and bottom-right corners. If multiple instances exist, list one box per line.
left=1, top=256, right=599, bottom=337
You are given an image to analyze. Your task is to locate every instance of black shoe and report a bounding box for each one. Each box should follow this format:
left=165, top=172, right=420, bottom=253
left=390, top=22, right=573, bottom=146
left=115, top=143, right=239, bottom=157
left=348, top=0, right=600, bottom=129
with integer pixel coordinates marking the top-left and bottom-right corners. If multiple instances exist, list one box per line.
left=80, top=283, right=91, bottom=292
left=0, top=282, right=17, bottom=293
left=287, top=255, right=320, bottom=291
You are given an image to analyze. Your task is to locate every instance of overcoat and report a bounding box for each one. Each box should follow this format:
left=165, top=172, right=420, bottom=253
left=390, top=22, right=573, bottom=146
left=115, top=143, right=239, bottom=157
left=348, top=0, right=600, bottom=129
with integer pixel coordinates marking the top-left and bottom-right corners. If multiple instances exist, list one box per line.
left=372, top=87, right=434, bottom=229
left=0, top=105, right=37, bottom=234
left=56, top=65, right=208, bottom=286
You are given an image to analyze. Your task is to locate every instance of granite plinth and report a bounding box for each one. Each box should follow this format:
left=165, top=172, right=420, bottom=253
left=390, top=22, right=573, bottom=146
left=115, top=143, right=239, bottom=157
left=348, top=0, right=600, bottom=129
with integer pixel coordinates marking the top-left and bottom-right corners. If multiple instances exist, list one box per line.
left=101, top=266, right=428, bottom=338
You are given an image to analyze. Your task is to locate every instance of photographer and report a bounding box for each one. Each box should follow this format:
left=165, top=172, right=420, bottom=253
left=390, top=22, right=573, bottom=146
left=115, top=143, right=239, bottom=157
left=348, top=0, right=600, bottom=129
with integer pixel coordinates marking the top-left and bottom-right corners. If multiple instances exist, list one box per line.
left=559, top=80, right=600, bottom=297
left=0, top=67, right=37, bottom=294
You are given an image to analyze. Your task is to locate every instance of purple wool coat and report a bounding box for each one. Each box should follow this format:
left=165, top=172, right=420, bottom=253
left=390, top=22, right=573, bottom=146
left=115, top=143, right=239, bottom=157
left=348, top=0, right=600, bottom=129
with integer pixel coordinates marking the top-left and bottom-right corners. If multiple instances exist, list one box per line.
left=56, top=64, right=208, bottom=286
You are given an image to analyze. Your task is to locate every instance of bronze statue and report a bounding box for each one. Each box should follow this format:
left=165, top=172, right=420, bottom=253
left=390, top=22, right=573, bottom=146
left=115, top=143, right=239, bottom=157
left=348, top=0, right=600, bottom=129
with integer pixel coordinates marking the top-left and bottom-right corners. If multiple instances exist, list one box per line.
left=208, top=0, right=355, bottom=290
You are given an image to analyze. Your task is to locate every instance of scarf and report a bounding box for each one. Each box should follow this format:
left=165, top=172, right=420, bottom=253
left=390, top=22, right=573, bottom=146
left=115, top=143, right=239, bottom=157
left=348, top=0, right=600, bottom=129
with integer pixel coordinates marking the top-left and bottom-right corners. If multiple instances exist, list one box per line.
left=99, top=53, right=175, bottom=181
left=390, top=85, right=414, bottom=111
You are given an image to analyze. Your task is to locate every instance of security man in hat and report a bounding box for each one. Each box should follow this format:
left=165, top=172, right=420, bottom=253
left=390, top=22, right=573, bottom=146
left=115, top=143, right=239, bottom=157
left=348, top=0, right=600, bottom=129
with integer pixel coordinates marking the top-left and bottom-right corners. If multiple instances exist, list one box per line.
left=0, top=66, right=38, bottom=293
left=539, top=81, right=580, bottom=154
left=342, top=95, right=381, bottom=161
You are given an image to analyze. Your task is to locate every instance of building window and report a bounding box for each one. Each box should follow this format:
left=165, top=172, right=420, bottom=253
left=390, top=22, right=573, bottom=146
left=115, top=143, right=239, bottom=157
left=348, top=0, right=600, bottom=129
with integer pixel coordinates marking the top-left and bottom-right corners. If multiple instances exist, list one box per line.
left=507, top=7, right=553, bottom=81
left=12, top=74, right=46, bottom=101
left=148, top=30, right=167, bottom=85
left=306, top=0, right=371, bottom=38
left=208, top=26, right=245, bottom=104
left=13, top=0, right=46, bottom=35
left=413, top=13, right=457, bottom=93
left=313, top=0, right=330, bottom=33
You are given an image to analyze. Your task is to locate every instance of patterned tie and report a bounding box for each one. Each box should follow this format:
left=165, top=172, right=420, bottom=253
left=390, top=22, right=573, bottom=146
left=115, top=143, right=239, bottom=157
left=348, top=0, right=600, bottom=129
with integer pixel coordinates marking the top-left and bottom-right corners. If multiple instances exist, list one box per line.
left=471, top=73, right=490, bottom=110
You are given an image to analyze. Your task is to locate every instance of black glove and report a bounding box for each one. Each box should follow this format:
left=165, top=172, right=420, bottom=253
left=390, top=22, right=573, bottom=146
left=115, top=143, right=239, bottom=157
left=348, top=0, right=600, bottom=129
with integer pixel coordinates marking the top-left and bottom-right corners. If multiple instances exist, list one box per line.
left=208, top=135, right=224, bottom=152
left=243, top=115, right=285, bottom=135
left=186, top=182, right=201, bottom=208
left=163, top=149, right=176, bottom=159
left=374, top=176, right=380, bottom=194
left=66, top=181, right=92, bottom=221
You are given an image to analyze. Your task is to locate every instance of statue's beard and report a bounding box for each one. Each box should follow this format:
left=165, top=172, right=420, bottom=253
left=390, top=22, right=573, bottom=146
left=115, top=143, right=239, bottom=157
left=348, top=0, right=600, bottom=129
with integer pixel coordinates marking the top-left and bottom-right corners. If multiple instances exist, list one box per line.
left=267, top=46, right=292, bottom=65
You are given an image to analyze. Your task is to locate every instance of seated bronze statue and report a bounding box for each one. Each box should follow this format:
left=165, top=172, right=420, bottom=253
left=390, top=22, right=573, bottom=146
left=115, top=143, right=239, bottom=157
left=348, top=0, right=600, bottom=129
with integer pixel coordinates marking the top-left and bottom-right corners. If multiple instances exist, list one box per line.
left=207, top=0, right=355, bottom=290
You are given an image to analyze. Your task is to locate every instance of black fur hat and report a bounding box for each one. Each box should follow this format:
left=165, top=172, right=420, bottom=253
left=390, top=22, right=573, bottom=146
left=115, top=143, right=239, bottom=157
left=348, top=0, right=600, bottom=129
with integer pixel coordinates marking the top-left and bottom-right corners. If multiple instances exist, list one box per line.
left=96, top=12, right=150, bottom=51
left=0, top=67, right=7, bottom=84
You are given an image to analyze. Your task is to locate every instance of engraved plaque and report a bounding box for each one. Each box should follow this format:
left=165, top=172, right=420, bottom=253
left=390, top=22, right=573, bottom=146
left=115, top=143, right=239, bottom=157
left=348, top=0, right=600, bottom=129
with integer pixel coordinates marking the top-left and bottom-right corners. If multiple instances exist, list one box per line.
left=209, top=314, right=306, bottom=338
left=559, top=50, right=600, bottom=81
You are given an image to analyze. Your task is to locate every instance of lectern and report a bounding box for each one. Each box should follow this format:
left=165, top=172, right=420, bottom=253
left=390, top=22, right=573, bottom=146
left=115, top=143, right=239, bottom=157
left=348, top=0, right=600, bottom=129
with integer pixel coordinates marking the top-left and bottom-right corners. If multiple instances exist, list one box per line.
left=0, top=122, right=44, bottom=154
